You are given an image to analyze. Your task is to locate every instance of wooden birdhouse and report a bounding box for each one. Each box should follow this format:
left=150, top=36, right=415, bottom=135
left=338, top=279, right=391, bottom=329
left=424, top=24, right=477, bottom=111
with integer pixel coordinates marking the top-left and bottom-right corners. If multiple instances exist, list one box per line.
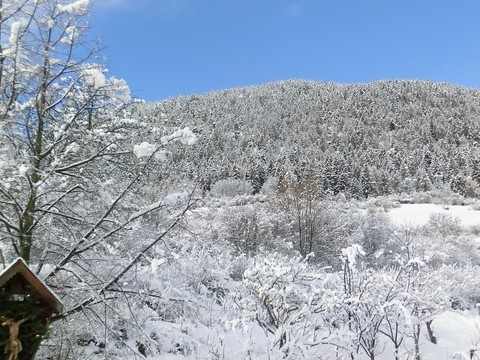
left=0, top=258, right=63, bottom=360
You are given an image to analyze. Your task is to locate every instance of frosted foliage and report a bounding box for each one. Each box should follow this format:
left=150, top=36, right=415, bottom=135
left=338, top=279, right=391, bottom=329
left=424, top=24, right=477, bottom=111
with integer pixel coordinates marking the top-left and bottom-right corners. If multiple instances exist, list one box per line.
left=82, top=68, right=106, bottom=88
left=64, top=142, right=80, bottom=154
left=160, top=126, right=197, bottom=145
left=210, top=178, right=253, bottom=197
left=150, top=258, right=165, bottom=273
left=9, top=19, right=28, bottom=44
left=18, top=165, right=29, bottom=177
left=108, top=77, right=131, bottom=102
left=61, top=26, right=78, bottom=44
left=341, top=244, right=365, bottom=267
left=132, top=143, right=170, bottom=161
left=134, top=128, right=195, bottom=160
left=133, top=142, right=156, bottom=158
left=57, top=0, right=89, bottom=14
left=163, top=191, right=189, bottom=206
left=260, top=176, right=278, bottom=195
left=137, top=80, right=480, bottom=198
left=36, top=195, right=480, bottom=358
left=0, top=0, right=205, bottom=358
left=425, top=212, right=462, bottom=237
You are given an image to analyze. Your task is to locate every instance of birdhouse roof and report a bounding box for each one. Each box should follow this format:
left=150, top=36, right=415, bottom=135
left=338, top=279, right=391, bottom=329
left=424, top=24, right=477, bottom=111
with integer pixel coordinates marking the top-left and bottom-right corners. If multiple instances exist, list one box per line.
left=0, top=258, right=63, bottom=314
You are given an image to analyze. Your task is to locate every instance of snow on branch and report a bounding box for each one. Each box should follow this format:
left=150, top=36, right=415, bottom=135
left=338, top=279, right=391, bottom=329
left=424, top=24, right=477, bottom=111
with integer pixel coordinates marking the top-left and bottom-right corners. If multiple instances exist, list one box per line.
left=132, top=142, right=157, bottom=158
left=9, top=19, right=28, bottom=45
left=133, top=127, right=196, bottom=160
left=60, top=26, right=79, bottom=45
left=132, top=142, right=170, bottom=161
left=81, top=67, right=106, bottom=89
left=341, top=244, right=365, bottom=267
left=57, top=0, right=89, bottom=15
left=160, top=127, right=197, bottom=146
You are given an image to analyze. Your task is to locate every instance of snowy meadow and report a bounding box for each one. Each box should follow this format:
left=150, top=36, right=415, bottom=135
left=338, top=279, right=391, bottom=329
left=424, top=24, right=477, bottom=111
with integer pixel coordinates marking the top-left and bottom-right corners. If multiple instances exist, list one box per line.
left=38, top=186, right=480, bottom=359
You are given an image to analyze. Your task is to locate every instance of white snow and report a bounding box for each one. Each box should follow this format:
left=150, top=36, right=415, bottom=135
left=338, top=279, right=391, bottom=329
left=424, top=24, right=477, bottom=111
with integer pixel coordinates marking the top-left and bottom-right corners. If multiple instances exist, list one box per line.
left=160, top=127, right=197, bottom=146
left=18, top=164, right=29, bottom=177
left=9, top=18, right=28, bottom=44
left=61, top=25, right=79, bottom=45
left=64, top=142, right=80, bottom=155
left=132, top=142, right=170, bottom=161
left=47, top=18, right=55, bottom=29
left=163, top=192, right=189, bottom=206
left=57, top=0, right=89, bottom=14
left=82, top=68, right=106, bottom=89
left=415, top=311, right=480, bottom=360
left=107, top=77, right=131, bottom=102
left=133, top=142, right=156, bottom=158
left=150, top=258, right=165, bottom=273
left=388, top=203, right=480, bottom=229
left=341, top=244, right=365, bottom=266
left=434, top=311, right=480, bottom=353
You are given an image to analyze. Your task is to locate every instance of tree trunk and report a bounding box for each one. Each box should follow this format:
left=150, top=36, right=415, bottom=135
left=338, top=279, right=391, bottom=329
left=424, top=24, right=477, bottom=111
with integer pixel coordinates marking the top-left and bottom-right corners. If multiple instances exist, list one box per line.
left=18, top=27, right=51, bottom=263
left=426, top=320, right=437, bottom=344
left=414, top=324, right=421, bottom=360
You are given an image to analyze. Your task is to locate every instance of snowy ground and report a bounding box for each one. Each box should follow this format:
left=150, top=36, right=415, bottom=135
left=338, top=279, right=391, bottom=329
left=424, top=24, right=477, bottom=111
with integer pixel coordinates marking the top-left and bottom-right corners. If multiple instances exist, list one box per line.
left=421, top=311, right=480, bottom=360
left=81, top=200, right=480, bottom=359
left=378, top=311, right=480, bottom=360
left=388, top=203, right=480, bottom=230
left=148, top=312, right=480, bottom=359
left=385, top=203, right=480, bottom=359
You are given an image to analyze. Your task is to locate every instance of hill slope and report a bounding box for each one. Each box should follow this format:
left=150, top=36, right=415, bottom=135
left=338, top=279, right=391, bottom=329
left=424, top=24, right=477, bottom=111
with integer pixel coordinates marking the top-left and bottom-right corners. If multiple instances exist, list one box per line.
left=135, top=80, right=480, bottom=197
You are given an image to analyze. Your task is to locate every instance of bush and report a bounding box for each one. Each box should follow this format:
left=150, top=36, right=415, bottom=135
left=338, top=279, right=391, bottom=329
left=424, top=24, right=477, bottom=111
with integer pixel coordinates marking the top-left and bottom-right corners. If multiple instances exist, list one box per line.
left=472, top=201, right=480, bottom=211
left=350, top=210, right=395, bottom=267
left=260, top=176, right=278, bottom=195
left=412, top=192, right=433, bottom=204
left=220, top=204, right=291, bottom=255
left=209, top=178, right=253, bottom=198
left=464, top=177, right=479, bottom=198
left=423, top=213, right=462, bottom=238
left=221, top=205, right=261, bottom=254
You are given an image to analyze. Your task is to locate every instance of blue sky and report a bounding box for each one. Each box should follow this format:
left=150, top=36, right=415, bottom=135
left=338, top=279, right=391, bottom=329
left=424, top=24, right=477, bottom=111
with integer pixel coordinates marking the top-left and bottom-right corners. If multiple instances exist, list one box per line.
left=90, top=0, right=480, bottom=101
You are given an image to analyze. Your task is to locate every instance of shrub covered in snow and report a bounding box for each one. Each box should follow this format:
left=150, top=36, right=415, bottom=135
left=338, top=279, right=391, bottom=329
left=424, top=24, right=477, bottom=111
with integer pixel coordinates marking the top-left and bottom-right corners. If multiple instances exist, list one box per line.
left=209, top=178, right=254, bottom=198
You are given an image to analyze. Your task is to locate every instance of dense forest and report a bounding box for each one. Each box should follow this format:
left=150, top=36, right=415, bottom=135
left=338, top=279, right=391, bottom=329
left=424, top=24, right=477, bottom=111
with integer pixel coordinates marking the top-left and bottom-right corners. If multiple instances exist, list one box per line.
left=133, top=79, right=480, bottom=198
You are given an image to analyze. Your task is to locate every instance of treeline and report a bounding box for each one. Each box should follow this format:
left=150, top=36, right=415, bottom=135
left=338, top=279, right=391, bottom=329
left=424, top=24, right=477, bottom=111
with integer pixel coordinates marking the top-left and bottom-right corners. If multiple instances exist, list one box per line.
left=133, top=79, right=480, bottom=198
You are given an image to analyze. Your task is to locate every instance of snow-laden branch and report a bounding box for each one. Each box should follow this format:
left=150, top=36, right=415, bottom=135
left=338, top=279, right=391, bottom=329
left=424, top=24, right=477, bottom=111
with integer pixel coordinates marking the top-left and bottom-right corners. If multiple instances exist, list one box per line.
left=133, top=127, right=197, bottom=160
left=57, top=0, right=89, bottom=15
left=52, top=195, right=197, bottom=321
left=53, top=149, right=131, bottom=173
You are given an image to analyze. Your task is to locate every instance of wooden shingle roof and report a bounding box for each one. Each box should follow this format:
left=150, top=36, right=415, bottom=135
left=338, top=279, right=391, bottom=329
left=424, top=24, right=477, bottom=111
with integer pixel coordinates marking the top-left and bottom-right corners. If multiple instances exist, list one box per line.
left=0, top=258, right=63, bottom=314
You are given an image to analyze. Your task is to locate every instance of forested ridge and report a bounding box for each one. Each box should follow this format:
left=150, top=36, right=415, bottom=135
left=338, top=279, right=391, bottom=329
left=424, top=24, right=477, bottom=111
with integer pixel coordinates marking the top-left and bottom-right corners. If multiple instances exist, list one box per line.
left=136, top=79, right=480, bottom=197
